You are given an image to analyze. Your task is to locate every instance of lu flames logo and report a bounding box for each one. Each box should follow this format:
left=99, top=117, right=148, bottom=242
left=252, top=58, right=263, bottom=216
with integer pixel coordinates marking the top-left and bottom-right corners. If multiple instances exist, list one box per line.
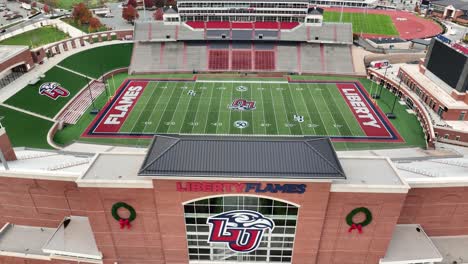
left=207, top=210, right=274, bottom=253
left=38, top=82, right=70, bottom=100
left=229, top=99, right=256, bottom=111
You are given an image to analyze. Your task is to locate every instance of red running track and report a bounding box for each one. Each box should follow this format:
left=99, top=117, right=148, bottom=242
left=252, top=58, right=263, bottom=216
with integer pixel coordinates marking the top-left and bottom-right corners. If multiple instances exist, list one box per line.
left=325, top=8, right=443, bottom=40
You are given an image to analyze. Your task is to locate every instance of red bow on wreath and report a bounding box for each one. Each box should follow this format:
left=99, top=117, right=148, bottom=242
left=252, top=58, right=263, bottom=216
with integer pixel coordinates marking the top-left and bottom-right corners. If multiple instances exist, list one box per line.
left=348, top=223, right=363, bottom=234
left=119, top=219, right=131, bottom=229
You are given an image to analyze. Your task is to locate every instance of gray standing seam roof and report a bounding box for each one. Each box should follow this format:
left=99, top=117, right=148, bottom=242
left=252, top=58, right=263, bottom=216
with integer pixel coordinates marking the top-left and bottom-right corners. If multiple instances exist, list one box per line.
left=139, top=136, right=346, bottom=179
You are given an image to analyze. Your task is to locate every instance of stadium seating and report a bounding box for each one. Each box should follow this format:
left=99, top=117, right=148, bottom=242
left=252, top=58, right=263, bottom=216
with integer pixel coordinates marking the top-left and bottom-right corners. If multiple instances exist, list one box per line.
left=231, top=50, right=252, bottom=70
left=254, top=51, right=275, bottom=70
left=300, top=44, right=322, bottom=72
left=324, top=45, right=354, bottom=74
left=276, top=44, right=299, bottom=72
left=208, top=50, right=229, bottom=70
left=57, top=81, right=105, bottom=125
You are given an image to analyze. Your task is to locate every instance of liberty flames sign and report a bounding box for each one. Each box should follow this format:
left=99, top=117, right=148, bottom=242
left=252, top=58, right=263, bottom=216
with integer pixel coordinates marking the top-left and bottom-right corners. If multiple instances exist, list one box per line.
left=207, top=210, right=274, bottom=252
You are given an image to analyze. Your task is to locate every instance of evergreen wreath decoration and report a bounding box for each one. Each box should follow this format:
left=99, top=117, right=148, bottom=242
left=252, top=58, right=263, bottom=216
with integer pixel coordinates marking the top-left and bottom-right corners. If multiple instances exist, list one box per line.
left=346, top=207, right=372, bottom=234
left=111, top=202, right=136, bottom=229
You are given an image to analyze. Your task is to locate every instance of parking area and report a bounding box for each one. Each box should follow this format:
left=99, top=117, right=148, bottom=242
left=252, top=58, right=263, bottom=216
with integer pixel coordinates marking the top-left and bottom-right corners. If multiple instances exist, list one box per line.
left=0, top=1, right=29, bottom=29
left=99, top=2, right=153, bottom=30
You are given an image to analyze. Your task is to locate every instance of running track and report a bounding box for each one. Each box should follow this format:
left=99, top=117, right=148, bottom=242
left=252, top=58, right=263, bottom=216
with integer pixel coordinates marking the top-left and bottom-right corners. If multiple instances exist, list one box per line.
left=325, top=8, right=443, bottom=40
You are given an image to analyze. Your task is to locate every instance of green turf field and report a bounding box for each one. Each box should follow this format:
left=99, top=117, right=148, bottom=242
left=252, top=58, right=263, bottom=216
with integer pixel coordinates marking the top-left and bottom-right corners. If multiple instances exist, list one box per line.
left=323, top=11, right=398, bottom=35
left=58, top=43, right=133, bottom=79
left=0, top=106, right=53, bottom=149
left=114, top=80, right=366, bottom=137
left=0, top=26, right=69, bottom=48
left=39, top=0, right=118, bottom=9
left=4, top=67, right=90, bottom=118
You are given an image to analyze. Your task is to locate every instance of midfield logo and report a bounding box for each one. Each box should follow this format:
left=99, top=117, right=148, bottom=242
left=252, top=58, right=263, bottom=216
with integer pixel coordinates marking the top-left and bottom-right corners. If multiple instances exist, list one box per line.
left=207, top=210, right=274, bottom=253
left=38, top=82, right=70, bottom=100
left=229, top=99, right=256, bottom=111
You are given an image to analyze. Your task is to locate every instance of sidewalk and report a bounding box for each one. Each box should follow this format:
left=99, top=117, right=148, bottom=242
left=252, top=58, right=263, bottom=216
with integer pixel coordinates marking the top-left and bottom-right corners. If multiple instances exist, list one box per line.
left=0, top=40, right=132, bottom=103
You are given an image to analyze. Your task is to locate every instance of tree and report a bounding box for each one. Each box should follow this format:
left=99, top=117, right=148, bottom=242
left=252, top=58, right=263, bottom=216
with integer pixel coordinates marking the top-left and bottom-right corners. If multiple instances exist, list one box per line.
left=144, top=0, right=154, bottom=8
left=414, top=3, right=420, bottom=14
left=88, top=17, right=102, bottom=32
left=154, top=0, right=164, bottom=8
left=153, top=8, right=163, bottom=20
left=127, top=0, right=137, bottom=8
left=72, top=3, right=93, bottom=25
left=166, top=0, right=176, bottom=7
left=43, top=4, right=49, bottom=13
left=122, top=6, right=139, bottom=22
left=31, top=2, right=37, bottom=7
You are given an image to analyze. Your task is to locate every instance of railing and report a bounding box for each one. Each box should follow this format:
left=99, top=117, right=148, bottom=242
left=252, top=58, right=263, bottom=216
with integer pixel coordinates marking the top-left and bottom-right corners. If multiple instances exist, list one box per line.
left=367, top=68, right=435, bottom=147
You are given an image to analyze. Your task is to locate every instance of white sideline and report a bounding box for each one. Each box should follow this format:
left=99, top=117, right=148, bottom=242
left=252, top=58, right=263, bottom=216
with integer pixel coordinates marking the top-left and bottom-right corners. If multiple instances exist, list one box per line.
left=55, top=65, right=95, bottom=80
left=0, top=103, right=55, bottom=122
left=196, top=80, right=288, bottom=84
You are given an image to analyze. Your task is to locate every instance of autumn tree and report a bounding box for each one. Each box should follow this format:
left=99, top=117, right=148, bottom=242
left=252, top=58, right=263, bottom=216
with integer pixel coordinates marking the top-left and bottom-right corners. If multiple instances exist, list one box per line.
left=31, top=2, right=37, bottom=7
left=72, top=3, right=93, bottom=25
left=88, top=17, right=102, bottom=32
left=122, top=6, right=139, bottom=22
left=127, top=0, right=137, bottom=8
left=43, top=4, right=49, bottom=13
left=153, top=8, right=163, bottom=20
left=166, top=0, right=176, bottom=7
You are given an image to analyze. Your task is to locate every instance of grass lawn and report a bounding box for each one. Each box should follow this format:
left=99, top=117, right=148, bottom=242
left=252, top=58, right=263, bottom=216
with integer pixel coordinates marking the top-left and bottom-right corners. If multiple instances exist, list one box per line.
left=0, top=106, right=53, bottom=149
left=39, top=0, right=118, bottom=10
left=0, top=26, right=69, bottom=48
left=61, top=18, right=108, bottom=33
left=4, top=67, right=90, bottom=118
left=58, top=43, right=133, bottom=79
left=323, top=11, right=399, bottom=35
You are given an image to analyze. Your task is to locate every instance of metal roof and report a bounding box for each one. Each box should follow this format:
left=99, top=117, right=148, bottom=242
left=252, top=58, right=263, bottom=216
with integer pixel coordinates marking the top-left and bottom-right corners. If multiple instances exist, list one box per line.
left=139, top=136, right=346, bottom=179
left=178, top=0, right=309, bottom=2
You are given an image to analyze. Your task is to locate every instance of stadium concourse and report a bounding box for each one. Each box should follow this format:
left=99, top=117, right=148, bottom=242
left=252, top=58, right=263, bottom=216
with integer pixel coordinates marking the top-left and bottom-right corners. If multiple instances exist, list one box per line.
left=129, top=21, right=354, bottom=74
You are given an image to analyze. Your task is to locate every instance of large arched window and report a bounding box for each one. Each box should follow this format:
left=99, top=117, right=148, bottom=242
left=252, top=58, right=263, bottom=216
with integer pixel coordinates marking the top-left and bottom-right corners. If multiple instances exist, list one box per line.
left=183, top=195, right=299, bottom=263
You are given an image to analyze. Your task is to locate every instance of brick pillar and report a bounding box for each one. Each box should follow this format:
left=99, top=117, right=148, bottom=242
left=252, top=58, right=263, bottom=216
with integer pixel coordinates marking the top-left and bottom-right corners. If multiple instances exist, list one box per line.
left=0, top=127, right=17, bottom=161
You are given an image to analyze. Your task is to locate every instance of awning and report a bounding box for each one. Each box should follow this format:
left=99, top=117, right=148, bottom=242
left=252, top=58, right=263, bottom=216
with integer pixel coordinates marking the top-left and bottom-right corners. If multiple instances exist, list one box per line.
left=42, top=216, right=103, bottom=261
left=0, top=216, right=102, bottom=263
left=380, top=224, right=443, bottom=264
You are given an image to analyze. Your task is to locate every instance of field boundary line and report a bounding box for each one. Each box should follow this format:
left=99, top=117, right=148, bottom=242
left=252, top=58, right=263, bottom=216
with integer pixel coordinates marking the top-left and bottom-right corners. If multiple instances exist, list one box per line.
left=0, top=103, right=55, bottom=122
left=55, top=65, right=96, bottom=80
left=197, top=80, right=288, bottom=84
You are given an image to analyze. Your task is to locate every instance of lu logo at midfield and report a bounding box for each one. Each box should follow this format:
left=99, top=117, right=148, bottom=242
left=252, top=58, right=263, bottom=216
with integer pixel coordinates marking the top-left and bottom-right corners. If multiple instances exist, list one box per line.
left=229, top=99, right=256, bottom=111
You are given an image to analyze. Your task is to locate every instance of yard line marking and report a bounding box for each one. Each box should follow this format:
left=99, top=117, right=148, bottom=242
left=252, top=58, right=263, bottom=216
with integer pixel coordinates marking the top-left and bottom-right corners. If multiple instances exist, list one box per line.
left=127, top=81, right=160, bottom=135
left=196, top=80, right=288, bottom=84
left=212, top=82, right=226, bottom=134
left=0, top=103, right=55, bottom=122
left=154, top=81, right=190, bottom=133
left=304, top=82, right=330, bottom=136
left=258, top=82, right=268, bottom=135
left=182, top=82, right=209, bottom=134
left=143, top=81, right=178, bottom=134
left=290, top=83, right=316, bottom=134
left=316, top=83, right=343, bottom=137
left=205, top=82, right=221, bottom=134
left=266, top=82, right=283, bottom=135
left=171, top=81, right=197, bottom=133
left=285, top=82, right=304, bottom=135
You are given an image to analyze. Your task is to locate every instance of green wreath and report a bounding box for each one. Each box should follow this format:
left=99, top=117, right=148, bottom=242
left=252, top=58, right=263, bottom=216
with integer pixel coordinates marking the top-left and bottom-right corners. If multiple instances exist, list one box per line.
left=111, top=202, right=137, bottom=222
left=346, top=207, right=372, bottom=227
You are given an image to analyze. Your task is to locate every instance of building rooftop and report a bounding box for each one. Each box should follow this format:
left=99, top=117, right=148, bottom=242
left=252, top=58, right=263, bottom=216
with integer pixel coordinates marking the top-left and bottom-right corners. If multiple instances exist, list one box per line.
left=431, top=0, right=468, bottom=10
left=430, top=235, right=468, bottom=264
left=399, top=64, right=468, bottom=109
left=0, top=45, right=29, bottom=65
left=369, top=37, right=407, bottom=44
left=0, top=224, right=54, bottom=259
left=139, top=136, right=346, bottom=179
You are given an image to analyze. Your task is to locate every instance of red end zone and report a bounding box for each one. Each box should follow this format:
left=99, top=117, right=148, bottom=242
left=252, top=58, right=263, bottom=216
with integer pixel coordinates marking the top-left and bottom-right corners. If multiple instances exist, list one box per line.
left=93, top=80, right=149, bottom=133
left=336, top=83, right=402, bottom=142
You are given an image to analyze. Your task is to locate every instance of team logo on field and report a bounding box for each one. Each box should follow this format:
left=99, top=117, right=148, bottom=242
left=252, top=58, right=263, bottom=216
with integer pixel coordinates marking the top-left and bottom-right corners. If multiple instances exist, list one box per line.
left=236, top=86, right=248, bottom=92
left=187, top=90, right=196, bottom=96
left=38, top=82, right=70, bottom=100
left=207, top=210, right=275, bottom=253
left=229, top=99, right=256, bottom=111
left=294, top=114, right=304, bottom=123
left=234, top=120, right=249, bottom=129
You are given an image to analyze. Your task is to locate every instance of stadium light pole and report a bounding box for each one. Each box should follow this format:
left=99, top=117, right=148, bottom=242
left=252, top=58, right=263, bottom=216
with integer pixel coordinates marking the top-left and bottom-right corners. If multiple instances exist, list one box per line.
left=376, top=66, right=389, bottom=98
left=386, top=78, right=400, bottom=119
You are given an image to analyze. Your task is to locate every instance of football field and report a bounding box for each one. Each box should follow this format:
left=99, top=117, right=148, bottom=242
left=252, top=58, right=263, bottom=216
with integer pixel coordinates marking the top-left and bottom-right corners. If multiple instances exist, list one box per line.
left=323, top=11, right=398, bottom=36
left=85, top=79, right=401, bottom=142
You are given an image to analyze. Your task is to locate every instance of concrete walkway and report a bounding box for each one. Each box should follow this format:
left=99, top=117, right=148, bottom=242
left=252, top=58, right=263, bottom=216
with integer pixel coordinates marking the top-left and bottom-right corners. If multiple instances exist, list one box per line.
left=0, top=40, right=132, bottom=103
left=0, top=103, right=55, bottom=122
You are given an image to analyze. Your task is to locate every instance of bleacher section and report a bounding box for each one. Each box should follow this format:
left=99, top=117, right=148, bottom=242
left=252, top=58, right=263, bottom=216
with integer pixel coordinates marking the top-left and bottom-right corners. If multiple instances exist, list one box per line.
left=130, top=41, right=354, bottom=74
left=129, top=21, right=355, bottom=74
left=57, top=81, right=105, bottom=125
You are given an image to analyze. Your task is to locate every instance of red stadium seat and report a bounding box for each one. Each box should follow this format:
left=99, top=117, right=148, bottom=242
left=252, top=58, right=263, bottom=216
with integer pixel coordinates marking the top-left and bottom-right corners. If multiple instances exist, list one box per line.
left=209, top=50, right=229, bottom=70
left=231, top=50, right=252, bottom=70
left=255, top=51, right=275, bottom=70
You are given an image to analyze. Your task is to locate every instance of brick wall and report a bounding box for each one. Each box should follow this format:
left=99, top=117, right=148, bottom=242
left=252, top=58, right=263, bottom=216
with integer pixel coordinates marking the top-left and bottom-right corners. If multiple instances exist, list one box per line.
left=317, top=192, right=407, bottom=264
left=0, top=49, right=34, bottom=74
left=399, top=187, right=468, bottom=236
